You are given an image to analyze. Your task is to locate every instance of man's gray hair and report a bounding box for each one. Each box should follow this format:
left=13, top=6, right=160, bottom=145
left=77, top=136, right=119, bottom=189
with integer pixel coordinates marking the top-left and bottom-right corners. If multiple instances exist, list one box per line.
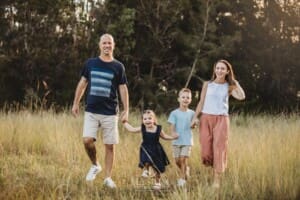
left=100, top=33, right=114, bottom=43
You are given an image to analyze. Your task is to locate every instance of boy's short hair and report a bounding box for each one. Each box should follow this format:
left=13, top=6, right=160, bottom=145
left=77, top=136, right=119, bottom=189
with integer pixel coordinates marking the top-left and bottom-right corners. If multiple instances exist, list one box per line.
left=178, top=88, right=192, bottom=96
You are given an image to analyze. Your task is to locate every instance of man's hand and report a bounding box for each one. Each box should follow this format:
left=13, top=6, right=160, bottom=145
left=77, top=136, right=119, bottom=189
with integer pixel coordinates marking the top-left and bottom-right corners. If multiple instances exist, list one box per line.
left=72, top=104, right=80, bottom=117
left=120, top=110, right=129, bottom=123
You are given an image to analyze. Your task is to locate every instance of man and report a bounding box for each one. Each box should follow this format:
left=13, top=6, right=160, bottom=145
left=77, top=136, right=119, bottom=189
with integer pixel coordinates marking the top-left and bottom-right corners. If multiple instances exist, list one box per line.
left=72, top=33, right=129, bottom=188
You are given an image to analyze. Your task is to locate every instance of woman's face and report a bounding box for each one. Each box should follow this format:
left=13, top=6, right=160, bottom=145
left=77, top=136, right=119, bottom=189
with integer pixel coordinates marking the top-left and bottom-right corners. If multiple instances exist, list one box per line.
left=214, top=62, right=229, bottom=79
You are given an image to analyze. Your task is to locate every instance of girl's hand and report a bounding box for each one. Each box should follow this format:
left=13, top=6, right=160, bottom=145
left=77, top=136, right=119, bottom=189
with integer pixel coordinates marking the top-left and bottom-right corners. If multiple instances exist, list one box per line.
left=123, top=121, right=141, bottom=133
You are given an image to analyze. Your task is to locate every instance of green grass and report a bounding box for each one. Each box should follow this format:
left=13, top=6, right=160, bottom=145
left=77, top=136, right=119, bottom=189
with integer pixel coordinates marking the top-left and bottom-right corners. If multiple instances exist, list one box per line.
left=0, top=110, right=299, bottom=199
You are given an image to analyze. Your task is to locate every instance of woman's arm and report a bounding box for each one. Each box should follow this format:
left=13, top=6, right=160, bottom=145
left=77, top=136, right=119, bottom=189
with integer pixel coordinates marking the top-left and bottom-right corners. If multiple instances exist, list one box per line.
left=191, top=81, right=208, bottom=126
left=123, top=121, right=141, bottom=133
left=231, top=80, right=246, bottom=100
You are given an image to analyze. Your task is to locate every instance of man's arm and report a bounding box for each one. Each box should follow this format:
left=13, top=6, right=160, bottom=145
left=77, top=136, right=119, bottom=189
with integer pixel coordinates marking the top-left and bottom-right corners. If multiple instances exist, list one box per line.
left=119, top=84, right=129, bottom=122
left=71, top=77, right=88, bottom=117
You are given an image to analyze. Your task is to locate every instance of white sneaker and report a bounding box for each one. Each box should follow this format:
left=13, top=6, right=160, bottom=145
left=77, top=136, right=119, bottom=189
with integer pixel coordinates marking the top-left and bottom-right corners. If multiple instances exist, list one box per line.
left=85, top=165, right=102, bottom=181
left=141, top=170, right=149, bottom=178
left=177, top=178, right=186, bottom=187
left=152, top=183, right=161, bottom=190
left=103, top=177, right=117, bottom=188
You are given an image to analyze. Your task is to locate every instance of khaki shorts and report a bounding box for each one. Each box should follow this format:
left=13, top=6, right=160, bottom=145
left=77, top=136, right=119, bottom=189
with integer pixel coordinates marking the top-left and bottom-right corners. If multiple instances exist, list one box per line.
left=173, top=145, right=192, bottom=158
left=83, top=112, right=119, bottom=144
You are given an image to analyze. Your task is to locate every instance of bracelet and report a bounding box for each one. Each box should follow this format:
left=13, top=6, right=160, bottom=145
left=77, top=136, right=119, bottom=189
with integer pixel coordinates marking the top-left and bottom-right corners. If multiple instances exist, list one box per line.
left=122, top=120, right=128, bottom=124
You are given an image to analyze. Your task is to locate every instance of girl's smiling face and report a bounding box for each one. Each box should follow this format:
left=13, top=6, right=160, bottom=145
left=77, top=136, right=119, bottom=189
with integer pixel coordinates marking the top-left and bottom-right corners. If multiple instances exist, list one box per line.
left=142, top=113, right=155, bottom=128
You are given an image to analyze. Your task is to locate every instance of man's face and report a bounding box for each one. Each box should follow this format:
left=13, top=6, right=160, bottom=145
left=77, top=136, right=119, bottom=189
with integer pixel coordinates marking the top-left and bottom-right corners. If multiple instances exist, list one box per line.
left=99, top=35, right=115, bottom=56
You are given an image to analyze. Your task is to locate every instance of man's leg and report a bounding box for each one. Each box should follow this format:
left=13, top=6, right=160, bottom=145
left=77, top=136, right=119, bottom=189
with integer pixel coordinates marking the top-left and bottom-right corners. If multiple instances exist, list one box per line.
left=83, top=137, right=99, bottom=166
left=104, top=144, right=114, bottom=178
left=83, top=137, right=102, bottom=181
left=101, top=115, right=118, bottom=188
left=83, top=112, right=100, bottom=165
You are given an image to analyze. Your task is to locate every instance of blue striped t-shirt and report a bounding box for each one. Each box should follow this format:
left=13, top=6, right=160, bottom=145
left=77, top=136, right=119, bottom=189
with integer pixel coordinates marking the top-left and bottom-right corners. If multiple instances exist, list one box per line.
left=81, top=57, right=127, bottom=115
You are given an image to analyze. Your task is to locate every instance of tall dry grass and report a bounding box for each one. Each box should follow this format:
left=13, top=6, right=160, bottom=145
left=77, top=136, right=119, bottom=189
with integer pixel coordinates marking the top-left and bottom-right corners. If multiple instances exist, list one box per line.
left=0, top=110, right=299, bottom=199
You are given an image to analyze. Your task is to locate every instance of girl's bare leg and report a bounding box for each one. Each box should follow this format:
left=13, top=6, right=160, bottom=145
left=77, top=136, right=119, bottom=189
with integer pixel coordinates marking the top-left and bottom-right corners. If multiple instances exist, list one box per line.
left=155, top=172, right=161, bottom=184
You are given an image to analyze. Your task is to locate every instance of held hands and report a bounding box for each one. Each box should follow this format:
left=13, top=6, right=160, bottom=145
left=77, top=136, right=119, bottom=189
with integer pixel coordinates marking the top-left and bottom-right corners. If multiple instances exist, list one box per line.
left=190, top=118, right=199, bottom=129
left=172, top=133, right=179, bottom=140
left=120, top=110, right=129, bottom=123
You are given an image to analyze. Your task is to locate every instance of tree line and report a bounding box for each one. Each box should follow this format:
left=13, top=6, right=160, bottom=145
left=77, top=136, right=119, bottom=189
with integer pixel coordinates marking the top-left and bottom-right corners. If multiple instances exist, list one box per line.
left=0, top=0, right=299, bottom=113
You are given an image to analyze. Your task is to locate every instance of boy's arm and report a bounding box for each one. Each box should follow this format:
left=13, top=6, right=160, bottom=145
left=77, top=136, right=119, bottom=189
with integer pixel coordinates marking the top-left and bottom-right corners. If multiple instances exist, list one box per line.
left=123, top=121, right=141, bottom=133
left=160, top=129, right=179, bottom=140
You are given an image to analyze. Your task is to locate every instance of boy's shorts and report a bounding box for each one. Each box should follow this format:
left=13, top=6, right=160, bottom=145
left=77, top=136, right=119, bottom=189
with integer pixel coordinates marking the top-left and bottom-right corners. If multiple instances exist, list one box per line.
left=83, top=112, right=119, bottom=144
left=172, top=145, right=192, bottom=158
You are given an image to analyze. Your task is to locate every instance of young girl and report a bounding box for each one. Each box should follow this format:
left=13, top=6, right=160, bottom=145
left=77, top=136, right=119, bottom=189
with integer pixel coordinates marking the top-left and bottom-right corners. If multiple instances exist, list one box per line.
left=191, top=59, right=245, bottom=188
left=123, top=110, right=178, bottom=190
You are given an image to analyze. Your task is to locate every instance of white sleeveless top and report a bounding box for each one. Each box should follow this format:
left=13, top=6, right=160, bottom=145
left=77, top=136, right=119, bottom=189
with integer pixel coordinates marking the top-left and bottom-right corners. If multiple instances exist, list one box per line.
left=202, top=82, right=229, bottom=116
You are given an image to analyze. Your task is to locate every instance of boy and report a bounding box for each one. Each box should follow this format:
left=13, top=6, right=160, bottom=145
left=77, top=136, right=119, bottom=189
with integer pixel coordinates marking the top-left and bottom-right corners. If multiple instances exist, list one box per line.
left=168, top=88, right=195, bottom=187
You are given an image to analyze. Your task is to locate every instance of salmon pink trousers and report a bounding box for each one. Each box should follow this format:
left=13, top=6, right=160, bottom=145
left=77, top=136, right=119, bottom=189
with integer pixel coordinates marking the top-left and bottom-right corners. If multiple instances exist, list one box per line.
left=199, top=113, right=229, bottom=173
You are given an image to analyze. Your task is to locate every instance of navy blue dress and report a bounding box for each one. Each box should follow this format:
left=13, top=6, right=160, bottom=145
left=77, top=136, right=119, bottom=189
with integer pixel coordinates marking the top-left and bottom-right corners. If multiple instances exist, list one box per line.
left=139, top=124, right=170, bottom=173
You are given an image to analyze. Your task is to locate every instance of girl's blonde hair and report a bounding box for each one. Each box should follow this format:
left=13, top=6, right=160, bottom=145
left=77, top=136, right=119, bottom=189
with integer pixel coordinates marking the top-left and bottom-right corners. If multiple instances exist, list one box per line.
left=142, top=109, right=158, bottom=125
left=211, top=59, right=237, bottom=93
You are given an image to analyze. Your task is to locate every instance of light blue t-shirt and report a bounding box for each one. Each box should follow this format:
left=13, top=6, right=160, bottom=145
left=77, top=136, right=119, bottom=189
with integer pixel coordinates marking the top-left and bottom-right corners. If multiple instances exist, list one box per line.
left=168, top=108, right=195, bottom=146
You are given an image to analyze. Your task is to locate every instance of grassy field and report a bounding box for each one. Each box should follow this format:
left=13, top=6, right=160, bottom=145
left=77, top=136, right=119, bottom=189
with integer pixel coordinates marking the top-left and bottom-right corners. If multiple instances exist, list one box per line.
left=0, top=110, right=299, bottom=200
